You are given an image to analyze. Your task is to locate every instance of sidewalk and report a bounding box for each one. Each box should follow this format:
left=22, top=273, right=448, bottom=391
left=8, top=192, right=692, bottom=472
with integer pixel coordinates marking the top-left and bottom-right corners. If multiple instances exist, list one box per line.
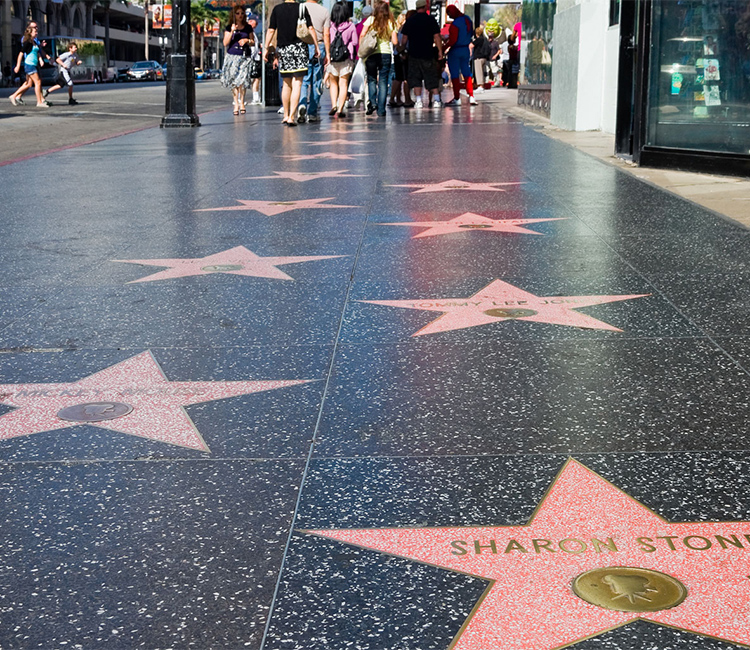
left=0, top=93, right=749, bottom=650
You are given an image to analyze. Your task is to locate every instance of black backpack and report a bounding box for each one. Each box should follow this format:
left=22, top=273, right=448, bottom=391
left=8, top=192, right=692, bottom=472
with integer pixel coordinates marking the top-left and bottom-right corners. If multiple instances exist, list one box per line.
left=330, top=28, right=349, bottom=62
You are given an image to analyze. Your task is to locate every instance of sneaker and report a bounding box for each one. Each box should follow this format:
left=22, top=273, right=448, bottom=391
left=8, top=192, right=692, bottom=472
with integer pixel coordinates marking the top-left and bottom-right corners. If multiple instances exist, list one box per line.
left=432, top=99, right=442, bottom=109
left=9, top=96, right=17, bottom=106
left=36, top=100, right=51, bottom=108
left=306, top=114, right=320, bottom=122
left=42, top=88, right=50, bottom=98
left=475, top=86, right=485, bottom=94
left=277, top=106, right=284, bottom=114
left=414, top=99, right=423, bottom=109
left=444, top=98, right=459, bottom=106
left=469, top=96, right=478, bottom=105
left=365, top=103, right=375, bottom=116
left=297, top=104, right=307, bottom=123
left=16, top=96, right=24, bottom=105
left=68, top=98, right=78, bottom=105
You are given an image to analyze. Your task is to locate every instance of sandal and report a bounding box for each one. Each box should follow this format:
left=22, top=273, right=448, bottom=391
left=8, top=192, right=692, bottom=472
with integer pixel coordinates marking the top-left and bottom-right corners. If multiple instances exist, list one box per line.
left=240, top=104, right=246, bottom=114
left=329, top=107, right=337, bottom=116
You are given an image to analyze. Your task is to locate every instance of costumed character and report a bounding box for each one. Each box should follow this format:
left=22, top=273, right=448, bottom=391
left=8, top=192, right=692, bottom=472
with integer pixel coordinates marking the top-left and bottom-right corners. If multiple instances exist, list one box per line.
left=444, top=4, right=476, bottom=106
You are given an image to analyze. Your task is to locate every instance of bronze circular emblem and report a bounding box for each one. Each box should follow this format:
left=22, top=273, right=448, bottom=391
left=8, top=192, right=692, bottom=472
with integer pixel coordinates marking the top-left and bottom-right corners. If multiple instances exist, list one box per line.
left=573, top=566, right=688, bottom=612
left=201, top=264, right=243, bottom=273
left=484, top=308, right=538, bottom=319
left=57, top=402, right=134, bottom=423
left=458, top=224, right=493, bottom=229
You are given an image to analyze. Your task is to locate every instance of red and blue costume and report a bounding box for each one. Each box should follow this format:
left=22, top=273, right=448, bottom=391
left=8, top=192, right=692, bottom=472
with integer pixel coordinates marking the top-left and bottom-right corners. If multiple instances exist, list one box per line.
left=445, top=5, right=475, bottom=102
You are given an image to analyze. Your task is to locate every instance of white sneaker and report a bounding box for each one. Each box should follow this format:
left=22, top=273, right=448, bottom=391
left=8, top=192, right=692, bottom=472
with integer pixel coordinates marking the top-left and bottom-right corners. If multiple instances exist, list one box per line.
left=277, top=106, right=284, bottom=114
left=432, top=99, right=442, bottom=109
left=469, top=96, right=478, bottom=105
left=475, top=86, right=485, bottom=93
left=297, top=104, right=307, bottom=123
left=414, top=99, right=423, bottom=109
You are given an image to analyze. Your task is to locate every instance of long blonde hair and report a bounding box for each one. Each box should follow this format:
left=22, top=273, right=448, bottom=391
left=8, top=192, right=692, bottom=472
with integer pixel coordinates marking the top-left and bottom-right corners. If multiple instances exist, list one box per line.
left=371, top=2, right=395, bottom=41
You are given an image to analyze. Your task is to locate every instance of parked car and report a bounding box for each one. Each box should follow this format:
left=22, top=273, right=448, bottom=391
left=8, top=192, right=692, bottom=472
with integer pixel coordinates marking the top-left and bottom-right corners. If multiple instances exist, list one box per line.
left=127, top=60, right=164, bottom=81
left=207, top=68, right=221, bottom=79
left=114, top=67, right=130, bottom=82
left=194, top=68, right=206, bottom=80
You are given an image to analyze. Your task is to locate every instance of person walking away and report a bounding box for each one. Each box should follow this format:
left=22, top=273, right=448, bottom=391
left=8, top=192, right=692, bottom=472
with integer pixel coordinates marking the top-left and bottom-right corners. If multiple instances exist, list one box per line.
left=506, top=32, right=519, bottom=89
left=220, top=6, right=255, bottom=114
left=400, top=0, right=442, bottom=109
left=327, top=1, right=357, bottom=117
left=471, top=25, right=490, bottom=92
left=500, top=31, right=510, bottom=87
left=265, top=0, right=319, bottom=126
left=9, top=23, right=52, bottom=107
left=298, top=0, right=330, bottom=123
left=43, top=42, right=83, bottom=105
left=443, top=5, right=476, bottom=106
left=359, top=1, right=398, bottom=117
left=388, top=11, right=408, bottom=108
left=486, top=32, right=500, bottom=87
left=248, top=14, right=263, bottom=105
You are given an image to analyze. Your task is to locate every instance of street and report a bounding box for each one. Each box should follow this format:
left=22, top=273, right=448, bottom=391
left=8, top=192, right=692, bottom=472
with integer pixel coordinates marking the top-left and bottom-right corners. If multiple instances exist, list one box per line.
left=0, top=79, right=231, bottom=165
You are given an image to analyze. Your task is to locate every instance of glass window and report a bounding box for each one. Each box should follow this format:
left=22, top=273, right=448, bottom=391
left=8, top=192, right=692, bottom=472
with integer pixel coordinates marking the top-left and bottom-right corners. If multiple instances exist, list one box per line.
left=610, top=0, right=621, bottom=26
left=646, top=0, right=750, bottom=155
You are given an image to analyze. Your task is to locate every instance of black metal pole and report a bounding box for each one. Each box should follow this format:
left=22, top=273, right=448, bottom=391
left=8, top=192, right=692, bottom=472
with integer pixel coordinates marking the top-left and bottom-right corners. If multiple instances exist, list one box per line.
left=161, top=0, right=200, bottom=127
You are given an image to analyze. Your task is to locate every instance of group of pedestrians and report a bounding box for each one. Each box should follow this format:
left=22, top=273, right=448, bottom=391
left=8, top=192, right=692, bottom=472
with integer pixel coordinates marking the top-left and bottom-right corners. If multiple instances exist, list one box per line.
left=220, top=0, right=518, bottom=123
left=7, top=21, right=83, bottom=108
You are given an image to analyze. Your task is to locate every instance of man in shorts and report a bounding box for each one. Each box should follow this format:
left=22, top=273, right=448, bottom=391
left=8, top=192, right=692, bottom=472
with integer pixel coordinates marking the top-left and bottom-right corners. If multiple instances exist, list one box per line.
left=43, top=42, right=82, bottom=105
left=400, top=0, right=443, bottom=109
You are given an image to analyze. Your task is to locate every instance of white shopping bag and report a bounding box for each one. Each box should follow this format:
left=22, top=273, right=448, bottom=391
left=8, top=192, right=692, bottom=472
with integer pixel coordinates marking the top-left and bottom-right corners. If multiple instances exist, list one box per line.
left=350, top=59, right=365, bottom=95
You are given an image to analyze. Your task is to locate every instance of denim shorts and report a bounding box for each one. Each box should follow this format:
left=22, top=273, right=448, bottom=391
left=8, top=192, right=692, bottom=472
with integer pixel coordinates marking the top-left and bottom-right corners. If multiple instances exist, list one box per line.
left=24, top=63, right=39, bottom=76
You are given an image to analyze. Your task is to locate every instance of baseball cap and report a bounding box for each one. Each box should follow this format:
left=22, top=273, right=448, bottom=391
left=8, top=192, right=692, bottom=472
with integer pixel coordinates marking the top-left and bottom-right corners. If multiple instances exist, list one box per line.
left=362, top=5, right=373, bottom=16
left=415, top=0, right=427, bottom=8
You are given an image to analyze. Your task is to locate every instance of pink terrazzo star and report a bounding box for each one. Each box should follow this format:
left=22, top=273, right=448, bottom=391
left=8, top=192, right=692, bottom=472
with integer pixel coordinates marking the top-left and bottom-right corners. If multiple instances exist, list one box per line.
left=112, top=246, right=345, bottom=283
left=0, top=351, right=312, bottom=451
left=242, top=171, right=366, bottom=182
left=388, top=179, right=523, bottom=193
left=306, top=459, right=750, bottom=650
left=375, top=213, right=566, bottom=239
left=301, top=139, right=375, bottom=146
left=194, top=197, right=359, bottom=216
left=278, top=152, right=373, bottom=161
left=361, top=279, right=649, bottom=336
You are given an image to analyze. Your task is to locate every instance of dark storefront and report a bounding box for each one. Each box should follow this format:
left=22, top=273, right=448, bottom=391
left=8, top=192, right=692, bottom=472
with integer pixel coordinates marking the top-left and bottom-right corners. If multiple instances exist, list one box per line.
left=618, top=0, right=750, bottom=176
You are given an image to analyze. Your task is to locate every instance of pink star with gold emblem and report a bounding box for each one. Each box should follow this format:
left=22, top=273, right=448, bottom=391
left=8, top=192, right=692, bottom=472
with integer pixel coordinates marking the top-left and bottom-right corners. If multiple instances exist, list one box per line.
left=278, top=152, right=373, bottom=161
left=242, top=171, right=366, bottom=183
left=306, top=459, right=750, bottom=650
left=0, top=351, right=313, bottom=451
left=375, top=213, right=566, bottom=239
left=194, top=197, right=359, bottom=216
left=361, top=279, right=650, bottom=336
left=387, top=179, right=523, bottom=193
left=112, top=245, right=346, bottom=283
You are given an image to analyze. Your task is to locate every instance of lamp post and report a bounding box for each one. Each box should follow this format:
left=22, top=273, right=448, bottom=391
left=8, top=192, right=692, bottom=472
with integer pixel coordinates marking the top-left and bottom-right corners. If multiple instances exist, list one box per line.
left=161, top=0, right=200, bottom=128
left=159, top=34, right=167, bottom=64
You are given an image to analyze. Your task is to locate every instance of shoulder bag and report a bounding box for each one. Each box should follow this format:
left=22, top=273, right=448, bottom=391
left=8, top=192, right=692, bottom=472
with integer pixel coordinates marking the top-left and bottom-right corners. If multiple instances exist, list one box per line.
left=297, top=5, right=315, bottom=45
left=359, top=25, right=378, bottom=59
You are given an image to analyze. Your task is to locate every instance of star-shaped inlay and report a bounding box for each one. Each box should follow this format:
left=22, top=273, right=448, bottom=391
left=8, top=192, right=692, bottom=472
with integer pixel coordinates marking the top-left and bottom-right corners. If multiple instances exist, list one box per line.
left=0, top=351, right=312, bottom=451
left=112, top=246, right=346, bottom=283
left=194, top=197, right=359, bottom=216
left=301, top=139, right=375, bottom=145
left=375, top=213, right=566, bottom=239
left=278, top=152, right=374, bottom=161
left=306, top=459, right=750, bottom=650
left=242, top=170, right=365, bottom=182
left=361, top=279, right=649, bottom=336
left=387, top=179, right=523, bottom=193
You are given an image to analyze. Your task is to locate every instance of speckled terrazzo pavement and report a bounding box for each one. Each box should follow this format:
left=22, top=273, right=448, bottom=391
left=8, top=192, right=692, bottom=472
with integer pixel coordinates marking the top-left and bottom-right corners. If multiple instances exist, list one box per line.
left=0, top=99, right=749, bottom=650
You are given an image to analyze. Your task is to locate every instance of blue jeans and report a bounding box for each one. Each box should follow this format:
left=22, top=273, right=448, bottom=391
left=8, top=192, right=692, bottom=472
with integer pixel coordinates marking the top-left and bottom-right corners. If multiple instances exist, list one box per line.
left=365, top=53, right=392, bottom=116
left=299, top=43, right=324, bottom=116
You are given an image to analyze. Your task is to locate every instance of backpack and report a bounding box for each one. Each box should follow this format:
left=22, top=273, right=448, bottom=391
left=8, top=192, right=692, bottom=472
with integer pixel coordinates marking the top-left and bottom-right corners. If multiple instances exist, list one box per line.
left=330, top=26, right=350, bottom=62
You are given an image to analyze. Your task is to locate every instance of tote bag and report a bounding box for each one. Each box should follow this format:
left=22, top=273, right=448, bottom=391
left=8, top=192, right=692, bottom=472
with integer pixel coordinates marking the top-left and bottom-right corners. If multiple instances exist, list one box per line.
left=358, top=26, right=378, bottom=59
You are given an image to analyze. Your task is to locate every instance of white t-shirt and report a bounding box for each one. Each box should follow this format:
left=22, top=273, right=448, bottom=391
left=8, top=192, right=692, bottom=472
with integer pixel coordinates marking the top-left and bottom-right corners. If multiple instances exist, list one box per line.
left=58, top=51, right=81, bottom=70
